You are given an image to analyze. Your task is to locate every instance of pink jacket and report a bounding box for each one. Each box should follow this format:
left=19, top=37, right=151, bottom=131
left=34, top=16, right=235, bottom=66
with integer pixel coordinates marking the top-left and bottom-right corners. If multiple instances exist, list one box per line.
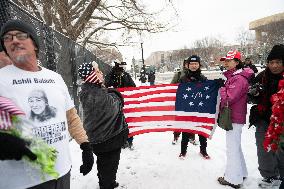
left=220, top=68, right=254, bottom=124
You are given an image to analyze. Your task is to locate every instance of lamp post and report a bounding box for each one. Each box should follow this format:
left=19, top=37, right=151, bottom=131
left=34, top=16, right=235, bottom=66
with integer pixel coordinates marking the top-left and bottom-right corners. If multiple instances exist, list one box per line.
left=140, top=42, right=147, bottom=83
left=141, top=42, right=145, bottom=66
left=132, top=56, right=137, bottom=80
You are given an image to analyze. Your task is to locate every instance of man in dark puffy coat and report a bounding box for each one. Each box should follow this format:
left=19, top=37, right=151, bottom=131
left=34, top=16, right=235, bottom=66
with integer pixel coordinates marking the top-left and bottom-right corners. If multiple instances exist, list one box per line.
left=148, top=70, right=156, bottom=85
left=78, top=62, right=129, bottom=189
left=171, top=55, right=210, bottom=160
left=105, top=61, right=135, bottom=149
left=248, top=44, right=284, bottom=188
left=139, top=65, right=147, bottom=84
left=105, top=61, right=136, bottom=88
left=244, top=57, right=258, bottom=73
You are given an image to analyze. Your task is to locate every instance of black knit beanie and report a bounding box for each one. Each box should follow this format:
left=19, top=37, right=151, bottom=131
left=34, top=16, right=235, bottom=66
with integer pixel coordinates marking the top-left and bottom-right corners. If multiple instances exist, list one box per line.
left=267, top=44, right=284, bottom=63
left=0, top=20, right=40, bottom=53
left=186, top=55, right=201, bottom=64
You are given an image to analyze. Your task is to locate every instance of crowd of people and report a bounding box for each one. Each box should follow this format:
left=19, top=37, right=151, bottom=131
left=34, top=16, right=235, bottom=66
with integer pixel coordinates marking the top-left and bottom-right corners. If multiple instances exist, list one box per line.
left=0, top=19, right=283, bottom=189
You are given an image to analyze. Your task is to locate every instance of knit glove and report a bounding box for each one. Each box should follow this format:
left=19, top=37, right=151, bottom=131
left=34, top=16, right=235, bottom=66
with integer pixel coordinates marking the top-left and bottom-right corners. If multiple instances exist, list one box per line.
left=0, top=132, right=37, bottom=161
left=80, top=142, right=94, bottom=176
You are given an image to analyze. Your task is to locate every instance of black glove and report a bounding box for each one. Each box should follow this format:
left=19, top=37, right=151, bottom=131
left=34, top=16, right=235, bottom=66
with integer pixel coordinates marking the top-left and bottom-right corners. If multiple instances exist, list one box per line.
left=0, top=132, right=37, bottom=161
left=80, top=142, right=94, bottom=176
left=214, top=78, right=225, bottom=88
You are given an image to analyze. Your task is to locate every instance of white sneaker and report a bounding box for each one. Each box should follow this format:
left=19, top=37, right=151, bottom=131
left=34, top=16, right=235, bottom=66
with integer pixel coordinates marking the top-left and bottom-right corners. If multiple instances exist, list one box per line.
left=258, top=177, right=281, bottom=188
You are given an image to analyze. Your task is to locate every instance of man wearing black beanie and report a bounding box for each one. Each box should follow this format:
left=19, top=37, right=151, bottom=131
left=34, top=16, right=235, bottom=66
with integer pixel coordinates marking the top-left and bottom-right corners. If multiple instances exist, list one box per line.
left=248, top=44, right=284, bottom=188
left=0, top=19, right=40, bottom=57
left=0, top=20, right=94, bottom=189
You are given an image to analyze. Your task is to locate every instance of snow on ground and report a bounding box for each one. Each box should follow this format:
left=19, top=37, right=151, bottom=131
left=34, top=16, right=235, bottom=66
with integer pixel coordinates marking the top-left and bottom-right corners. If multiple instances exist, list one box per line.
left=70, top=70, right=273, bottom=189
left=71, top=127, right=263, bottom=189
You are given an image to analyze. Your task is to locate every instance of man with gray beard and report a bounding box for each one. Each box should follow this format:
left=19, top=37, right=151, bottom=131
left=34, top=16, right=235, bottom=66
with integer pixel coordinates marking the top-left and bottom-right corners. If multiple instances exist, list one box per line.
left=0, top=20, right=94, bottom=189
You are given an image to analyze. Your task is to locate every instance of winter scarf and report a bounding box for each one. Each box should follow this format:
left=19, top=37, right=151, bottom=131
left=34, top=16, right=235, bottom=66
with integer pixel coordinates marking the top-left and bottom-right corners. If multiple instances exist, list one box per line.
left=257, top=68, right=283, bottom=121
left=180, top=69, right=206, bottom=83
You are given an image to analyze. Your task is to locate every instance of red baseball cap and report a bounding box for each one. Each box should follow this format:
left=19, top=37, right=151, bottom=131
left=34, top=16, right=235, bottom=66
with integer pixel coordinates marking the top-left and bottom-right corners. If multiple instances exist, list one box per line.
left=220, top=50, right=241, bottom=61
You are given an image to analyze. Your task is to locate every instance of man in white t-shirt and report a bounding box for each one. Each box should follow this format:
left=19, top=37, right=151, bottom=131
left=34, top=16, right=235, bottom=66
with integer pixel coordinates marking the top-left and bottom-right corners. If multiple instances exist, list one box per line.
left=0, top=20, right=94, bottom=189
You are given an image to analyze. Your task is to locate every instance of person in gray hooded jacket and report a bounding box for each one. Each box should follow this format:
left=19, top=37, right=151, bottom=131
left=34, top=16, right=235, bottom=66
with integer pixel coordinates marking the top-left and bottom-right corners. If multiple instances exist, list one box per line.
left=78, top=62, right=129, bottom=189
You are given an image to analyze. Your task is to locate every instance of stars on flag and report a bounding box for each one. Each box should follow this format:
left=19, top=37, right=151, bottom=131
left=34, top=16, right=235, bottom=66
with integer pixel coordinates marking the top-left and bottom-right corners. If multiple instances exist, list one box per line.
left=176, top=80, right=219, bottom=116
left=182, top=84, right=212, bottom=108
left=183, top=94, right=188, bottom=99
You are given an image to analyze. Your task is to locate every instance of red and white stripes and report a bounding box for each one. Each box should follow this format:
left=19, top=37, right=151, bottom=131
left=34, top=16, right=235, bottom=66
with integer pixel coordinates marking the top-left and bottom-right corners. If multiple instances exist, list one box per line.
left=118, top=84, right=216, bottom=138
left=0, top=96, right=25, bottom=130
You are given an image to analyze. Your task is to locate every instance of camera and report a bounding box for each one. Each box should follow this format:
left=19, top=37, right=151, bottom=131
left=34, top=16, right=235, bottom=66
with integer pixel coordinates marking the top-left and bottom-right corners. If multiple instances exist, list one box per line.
left=248, top=83, right=265, bottom=96
left=114, top=61, right=126, bottom=68
left=113, top=61, right=127, bottom=72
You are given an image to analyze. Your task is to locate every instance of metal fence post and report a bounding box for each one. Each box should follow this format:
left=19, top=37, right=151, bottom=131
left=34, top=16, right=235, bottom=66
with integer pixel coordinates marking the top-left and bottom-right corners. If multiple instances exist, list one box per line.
left=0, top=0, right=10, bottom=28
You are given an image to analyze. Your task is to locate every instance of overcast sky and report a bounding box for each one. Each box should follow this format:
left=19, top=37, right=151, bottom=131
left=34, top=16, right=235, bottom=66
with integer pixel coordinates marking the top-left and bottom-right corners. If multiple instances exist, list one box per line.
left=119, top=0, right=284, bottom=63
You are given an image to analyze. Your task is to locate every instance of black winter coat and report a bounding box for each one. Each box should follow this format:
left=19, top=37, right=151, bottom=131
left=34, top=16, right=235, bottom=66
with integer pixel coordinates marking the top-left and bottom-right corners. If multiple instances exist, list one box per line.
left=105, top=69, right=136, bottom=88
left=148, top=73, right=155, bottom=82
left=79, top=83, right=129, bottom=152
left=248, top=68, right=283, bottom=124
left=173, top=69, right=207, bottom=84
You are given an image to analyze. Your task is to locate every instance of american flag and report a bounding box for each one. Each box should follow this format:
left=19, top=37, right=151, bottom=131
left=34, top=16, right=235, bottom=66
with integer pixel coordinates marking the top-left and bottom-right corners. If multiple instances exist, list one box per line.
left=118, top=80, right=220, bottom=138
left=0, top=96, right=25, bottom=130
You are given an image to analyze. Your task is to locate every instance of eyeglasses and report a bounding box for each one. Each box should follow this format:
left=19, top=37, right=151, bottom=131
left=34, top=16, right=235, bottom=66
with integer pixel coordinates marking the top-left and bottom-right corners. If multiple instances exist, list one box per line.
left=2, top=33, right=29, bottom=42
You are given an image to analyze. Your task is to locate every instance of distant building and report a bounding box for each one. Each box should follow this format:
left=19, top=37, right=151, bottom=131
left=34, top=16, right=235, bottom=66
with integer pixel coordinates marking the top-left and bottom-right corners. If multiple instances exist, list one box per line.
left=249, top=12, right=284, bottom=43
left=249, top=12, right=284, bottom=64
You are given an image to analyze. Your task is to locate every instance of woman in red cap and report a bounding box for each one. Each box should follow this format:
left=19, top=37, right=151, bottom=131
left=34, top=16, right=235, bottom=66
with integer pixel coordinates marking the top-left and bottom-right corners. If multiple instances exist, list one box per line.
left=217, top=50, right=254, bottom=188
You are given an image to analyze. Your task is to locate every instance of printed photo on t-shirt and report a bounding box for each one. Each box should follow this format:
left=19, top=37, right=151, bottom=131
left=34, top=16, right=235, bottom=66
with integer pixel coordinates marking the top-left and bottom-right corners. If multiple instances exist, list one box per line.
left=28, top=89, right=57, bottom=122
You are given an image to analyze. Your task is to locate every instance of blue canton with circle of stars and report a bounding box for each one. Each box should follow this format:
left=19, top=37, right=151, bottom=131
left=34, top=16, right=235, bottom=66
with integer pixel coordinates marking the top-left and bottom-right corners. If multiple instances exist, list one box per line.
left=175, top=80, right=219, bottom=114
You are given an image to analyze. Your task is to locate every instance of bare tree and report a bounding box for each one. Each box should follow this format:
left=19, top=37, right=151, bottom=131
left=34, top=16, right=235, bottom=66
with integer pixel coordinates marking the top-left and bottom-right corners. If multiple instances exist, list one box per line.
left=253, top=23, right=284, bottom=64
left=236, top=28, right=255, bottom=56
left=192, top=37, right=224, bottom=67
left=93, top=47, right=123, bottom=64
left=12, top=0, right=177, bottom=50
